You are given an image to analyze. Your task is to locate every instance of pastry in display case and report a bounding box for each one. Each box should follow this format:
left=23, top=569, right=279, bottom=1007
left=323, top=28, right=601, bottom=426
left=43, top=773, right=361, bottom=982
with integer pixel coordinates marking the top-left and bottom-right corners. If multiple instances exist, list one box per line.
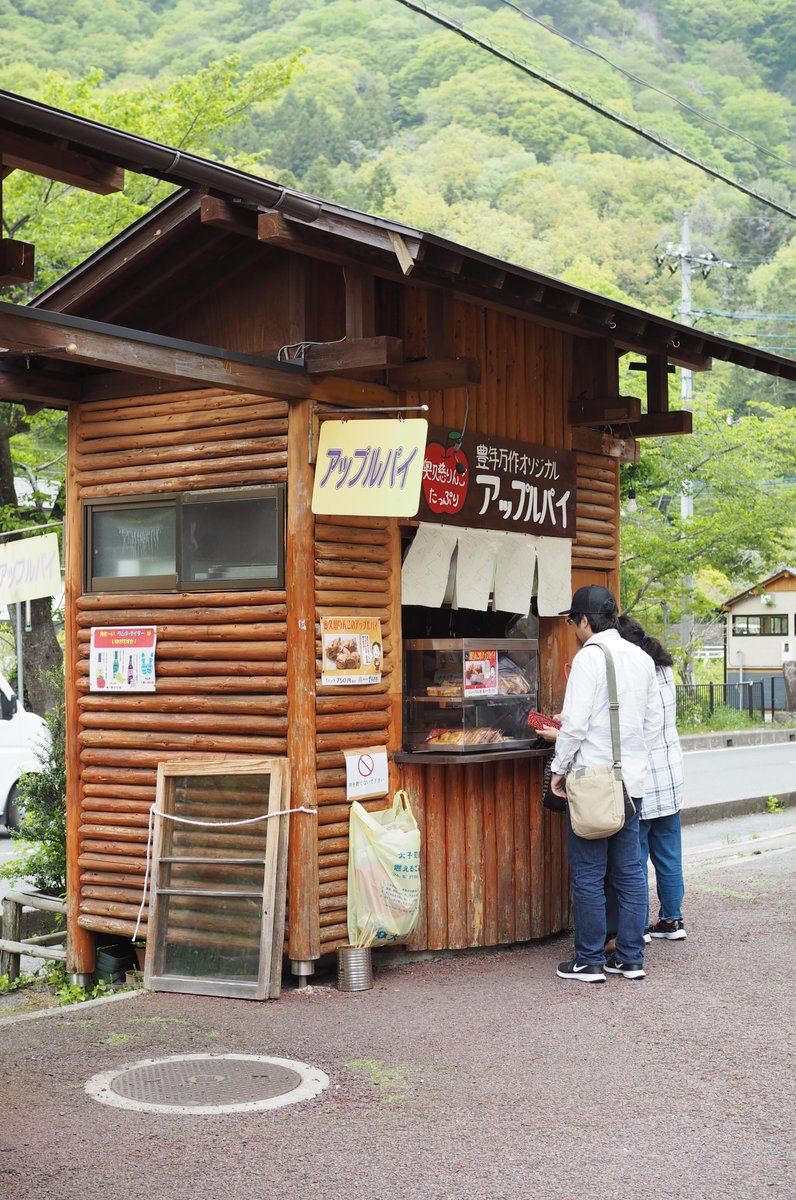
left=403, top=639, right=539, bottom=754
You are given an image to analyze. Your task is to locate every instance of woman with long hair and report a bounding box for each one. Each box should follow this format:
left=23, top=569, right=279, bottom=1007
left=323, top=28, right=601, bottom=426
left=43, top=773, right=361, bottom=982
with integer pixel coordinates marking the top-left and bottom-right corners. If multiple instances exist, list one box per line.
left=617, top=614, right=687, bottom=940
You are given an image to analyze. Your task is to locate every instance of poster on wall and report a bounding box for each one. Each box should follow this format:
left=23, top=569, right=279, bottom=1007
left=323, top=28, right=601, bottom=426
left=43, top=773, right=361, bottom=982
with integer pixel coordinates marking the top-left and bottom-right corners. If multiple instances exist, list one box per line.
left=90, top=626, right=157, bottom=692
left=320, top=616, right=382, bottom=686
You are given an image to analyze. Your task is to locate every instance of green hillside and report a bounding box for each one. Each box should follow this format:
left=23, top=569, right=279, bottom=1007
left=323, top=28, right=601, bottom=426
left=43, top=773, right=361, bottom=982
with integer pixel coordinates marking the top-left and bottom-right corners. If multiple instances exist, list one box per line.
left=3, top=0, right=795, bottom=359
left=2, top=0, right=795, bottom=643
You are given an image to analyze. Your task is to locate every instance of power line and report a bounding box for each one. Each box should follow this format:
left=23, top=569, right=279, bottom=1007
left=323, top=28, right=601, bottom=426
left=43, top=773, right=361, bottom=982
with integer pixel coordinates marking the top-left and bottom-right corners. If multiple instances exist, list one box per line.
left=392, top=0, right=796, bottom=220
left=499, top=0, right=796, bottom=173
left=692, top=308, right=796, bottom=321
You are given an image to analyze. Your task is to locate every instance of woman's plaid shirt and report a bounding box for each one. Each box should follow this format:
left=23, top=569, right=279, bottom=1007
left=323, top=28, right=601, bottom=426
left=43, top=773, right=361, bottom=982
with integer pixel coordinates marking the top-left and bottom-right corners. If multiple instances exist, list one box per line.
left=640, top=665, right=684, bottom=820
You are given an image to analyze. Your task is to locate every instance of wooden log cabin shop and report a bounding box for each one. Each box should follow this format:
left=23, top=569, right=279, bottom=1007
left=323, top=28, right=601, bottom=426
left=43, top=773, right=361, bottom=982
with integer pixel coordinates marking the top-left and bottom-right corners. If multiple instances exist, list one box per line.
left=2, top=91, right=795, bottom=992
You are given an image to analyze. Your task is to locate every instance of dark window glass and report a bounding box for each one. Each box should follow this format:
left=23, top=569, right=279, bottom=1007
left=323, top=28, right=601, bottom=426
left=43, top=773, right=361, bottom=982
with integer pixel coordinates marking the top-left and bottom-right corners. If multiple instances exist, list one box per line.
left=181, top=492, right=282, bottom=587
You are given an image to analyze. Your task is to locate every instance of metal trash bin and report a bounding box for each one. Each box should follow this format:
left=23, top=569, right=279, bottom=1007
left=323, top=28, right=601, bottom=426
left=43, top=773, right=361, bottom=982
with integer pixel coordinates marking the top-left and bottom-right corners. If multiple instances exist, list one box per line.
left=336, top=946, right=373, bottom=992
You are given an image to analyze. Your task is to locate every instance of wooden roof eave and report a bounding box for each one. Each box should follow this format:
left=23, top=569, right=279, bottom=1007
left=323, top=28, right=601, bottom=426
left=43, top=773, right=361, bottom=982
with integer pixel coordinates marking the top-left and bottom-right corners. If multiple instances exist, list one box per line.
left=0, top=299, right=397, bottom=408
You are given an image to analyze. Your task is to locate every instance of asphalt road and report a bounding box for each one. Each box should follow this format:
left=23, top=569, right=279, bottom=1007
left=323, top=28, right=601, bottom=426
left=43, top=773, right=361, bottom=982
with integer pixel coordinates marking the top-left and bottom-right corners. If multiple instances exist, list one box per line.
left=683, top=741, right=796, bottom=806
left=1, top=811, right=794, bottom=1200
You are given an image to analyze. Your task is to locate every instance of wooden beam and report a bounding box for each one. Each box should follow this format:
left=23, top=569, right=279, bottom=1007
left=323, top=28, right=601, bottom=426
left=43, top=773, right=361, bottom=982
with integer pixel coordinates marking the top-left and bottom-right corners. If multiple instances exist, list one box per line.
left=259, top=209, right=425, bottom=267
left=568, top=394, right=641, bottom=425
left=626, top=411, right=693, bottom=438
left=0, top=128, right=124, bottom=194
left=344, top=267, right=376, bottom=340
left=570, top=426, right=639, bottom=463
left=386, top=356, right=481, bottom=390
left=79, top=372, right=204, bottom=403
left=0, top=300, right=396, bottom=405
left=304, top=335, right=403, bottom=376
left=645, top=354, right=671, bottom=415
left=0, top=364, right=80, bottom=404
left=425, top=289, right=456, bottom=359
left=200, top=195, right=258, bottom=238
left=258, top=210, right=307, bottom=250
left=0, top=239, right=34, bottom=284
left=628, top=360, right=675, bottom=373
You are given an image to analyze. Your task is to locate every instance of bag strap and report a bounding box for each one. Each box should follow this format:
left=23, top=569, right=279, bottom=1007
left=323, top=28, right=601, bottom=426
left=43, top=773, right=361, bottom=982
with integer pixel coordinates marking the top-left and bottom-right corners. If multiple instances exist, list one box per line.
left=589, top=641, right=622, bottom=774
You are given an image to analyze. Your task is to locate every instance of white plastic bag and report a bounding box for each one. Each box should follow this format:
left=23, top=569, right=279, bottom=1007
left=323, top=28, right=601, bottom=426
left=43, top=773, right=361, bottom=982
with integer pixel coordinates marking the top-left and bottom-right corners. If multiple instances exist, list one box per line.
left=347, top=789, right=421, bottom=947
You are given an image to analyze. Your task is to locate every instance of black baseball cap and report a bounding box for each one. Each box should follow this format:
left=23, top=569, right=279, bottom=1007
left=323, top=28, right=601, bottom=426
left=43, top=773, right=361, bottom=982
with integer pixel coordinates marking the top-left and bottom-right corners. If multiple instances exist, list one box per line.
left=559, top=584, right=618, bottom=619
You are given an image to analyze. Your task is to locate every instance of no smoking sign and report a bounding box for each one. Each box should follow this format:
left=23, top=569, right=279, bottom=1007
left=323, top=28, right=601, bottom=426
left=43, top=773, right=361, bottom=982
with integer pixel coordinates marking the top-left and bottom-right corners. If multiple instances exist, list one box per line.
left=344, top=746, right=389, bottom=800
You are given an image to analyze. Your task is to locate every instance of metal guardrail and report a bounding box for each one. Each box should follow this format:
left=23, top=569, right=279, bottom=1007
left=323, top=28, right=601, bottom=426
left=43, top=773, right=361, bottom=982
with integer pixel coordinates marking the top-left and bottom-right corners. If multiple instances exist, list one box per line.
left=675, top=681, right=766, bottom=724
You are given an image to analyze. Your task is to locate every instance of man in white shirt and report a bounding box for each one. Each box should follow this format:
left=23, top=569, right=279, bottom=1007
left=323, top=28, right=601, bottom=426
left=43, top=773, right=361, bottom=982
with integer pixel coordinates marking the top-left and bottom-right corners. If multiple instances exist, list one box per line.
left=550, top=584, right=663, bottom=983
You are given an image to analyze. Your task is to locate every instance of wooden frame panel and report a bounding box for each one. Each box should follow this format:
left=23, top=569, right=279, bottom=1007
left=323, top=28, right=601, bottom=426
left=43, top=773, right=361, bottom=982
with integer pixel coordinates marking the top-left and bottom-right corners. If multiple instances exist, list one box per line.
left=144, top=756, right=289, bottom=1000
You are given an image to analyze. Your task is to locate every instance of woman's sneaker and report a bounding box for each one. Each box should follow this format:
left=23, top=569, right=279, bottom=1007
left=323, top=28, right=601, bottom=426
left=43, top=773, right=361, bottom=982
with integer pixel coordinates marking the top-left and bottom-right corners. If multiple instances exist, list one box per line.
left=604, top=953, right=646, bottom=980
left=556, top=958, right=606, bottom=982
left=649, top=918, right=687, bottom=940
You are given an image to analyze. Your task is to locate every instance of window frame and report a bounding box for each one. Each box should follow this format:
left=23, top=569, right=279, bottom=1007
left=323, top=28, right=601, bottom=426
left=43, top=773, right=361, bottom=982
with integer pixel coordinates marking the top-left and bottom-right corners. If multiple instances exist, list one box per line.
left=731, top=613, right=788, bottom=637
left=84, top=485, right=285, bottom=594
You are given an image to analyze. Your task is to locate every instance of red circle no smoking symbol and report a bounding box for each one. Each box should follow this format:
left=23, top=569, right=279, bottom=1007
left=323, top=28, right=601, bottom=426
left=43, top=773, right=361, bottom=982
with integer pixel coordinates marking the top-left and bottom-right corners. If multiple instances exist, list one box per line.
left=358, top=754, right=374, bottom=777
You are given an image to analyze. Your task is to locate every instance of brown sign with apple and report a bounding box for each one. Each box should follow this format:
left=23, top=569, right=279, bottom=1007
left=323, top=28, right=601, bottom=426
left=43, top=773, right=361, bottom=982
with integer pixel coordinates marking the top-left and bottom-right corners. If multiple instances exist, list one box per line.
left=418, top=427, right=576, bottom=537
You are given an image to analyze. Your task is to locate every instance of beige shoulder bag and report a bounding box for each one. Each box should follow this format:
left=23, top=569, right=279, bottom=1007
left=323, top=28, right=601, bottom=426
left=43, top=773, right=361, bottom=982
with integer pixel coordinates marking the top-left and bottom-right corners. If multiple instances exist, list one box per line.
left=566, top=642, right=628, bottom=839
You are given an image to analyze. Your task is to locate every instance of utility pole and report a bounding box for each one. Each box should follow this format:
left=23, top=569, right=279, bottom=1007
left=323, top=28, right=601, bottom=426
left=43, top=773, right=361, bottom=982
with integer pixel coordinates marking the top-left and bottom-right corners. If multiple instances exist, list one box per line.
left=655, top=219, right=737, bottom=677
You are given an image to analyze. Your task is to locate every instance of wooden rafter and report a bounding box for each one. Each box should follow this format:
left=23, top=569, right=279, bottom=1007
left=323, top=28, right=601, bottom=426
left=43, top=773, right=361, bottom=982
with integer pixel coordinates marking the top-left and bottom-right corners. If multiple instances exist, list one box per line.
left=0, top=128, right=124, bottom=194
left=568, top=394, right=642, bottom=426
left=625, top=412, right=693, bottom=437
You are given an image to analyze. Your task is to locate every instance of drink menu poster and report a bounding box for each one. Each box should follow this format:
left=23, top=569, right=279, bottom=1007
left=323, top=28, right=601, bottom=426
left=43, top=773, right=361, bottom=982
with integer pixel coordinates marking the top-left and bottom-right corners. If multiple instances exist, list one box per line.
left=90, top=626, right=157, bottom=692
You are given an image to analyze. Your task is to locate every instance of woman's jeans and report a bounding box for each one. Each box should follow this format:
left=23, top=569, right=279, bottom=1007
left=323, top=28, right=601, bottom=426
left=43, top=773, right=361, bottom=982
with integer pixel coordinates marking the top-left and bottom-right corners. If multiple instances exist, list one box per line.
left=566, top=800, right=648, bottom=965
left=639, top=810, right=684, bottom=923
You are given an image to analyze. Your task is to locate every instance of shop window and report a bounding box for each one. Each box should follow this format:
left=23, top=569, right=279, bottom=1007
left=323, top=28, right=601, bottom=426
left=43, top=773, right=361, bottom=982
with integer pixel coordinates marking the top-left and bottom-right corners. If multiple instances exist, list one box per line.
left=732, top=614, right=788, bottom=636
left=85, top=486, right=284, bottom=593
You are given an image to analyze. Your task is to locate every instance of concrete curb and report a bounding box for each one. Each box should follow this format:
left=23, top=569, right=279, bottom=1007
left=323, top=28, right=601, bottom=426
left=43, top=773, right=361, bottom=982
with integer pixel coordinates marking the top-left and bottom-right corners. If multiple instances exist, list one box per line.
left=0, top=982, right=144, bottom=1027
left=681, top=791, right=796, bottom=825
left=680, top=728, right=796, bottom=752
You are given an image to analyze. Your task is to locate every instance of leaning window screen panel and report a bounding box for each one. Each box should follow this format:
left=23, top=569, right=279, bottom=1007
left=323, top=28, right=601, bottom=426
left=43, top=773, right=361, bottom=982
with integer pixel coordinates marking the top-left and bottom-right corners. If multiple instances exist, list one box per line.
left=88, top=502, right=177, bottom=592
left=144, top=757, right=291, bottom=1001
left=180, top=488, right=284, bottom=589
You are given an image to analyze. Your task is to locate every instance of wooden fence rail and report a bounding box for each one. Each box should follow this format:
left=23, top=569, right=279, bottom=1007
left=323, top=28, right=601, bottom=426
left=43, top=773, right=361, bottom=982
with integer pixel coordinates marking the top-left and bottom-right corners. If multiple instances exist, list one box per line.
left=0, top=890, right=67, bottom=982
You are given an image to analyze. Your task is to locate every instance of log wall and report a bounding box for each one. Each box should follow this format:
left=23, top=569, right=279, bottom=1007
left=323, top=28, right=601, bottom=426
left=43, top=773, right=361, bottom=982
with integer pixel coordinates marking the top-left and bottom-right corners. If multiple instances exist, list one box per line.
left=66, top=280, right=621, bottom=963
left=69, top=388, right=290, bottom=941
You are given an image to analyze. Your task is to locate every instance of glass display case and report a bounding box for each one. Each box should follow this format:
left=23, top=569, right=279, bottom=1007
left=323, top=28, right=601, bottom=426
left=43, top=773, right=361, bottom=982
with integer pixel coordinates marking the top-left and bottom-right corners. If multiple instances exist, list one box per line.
left=403, top=638, right=539, bottom=754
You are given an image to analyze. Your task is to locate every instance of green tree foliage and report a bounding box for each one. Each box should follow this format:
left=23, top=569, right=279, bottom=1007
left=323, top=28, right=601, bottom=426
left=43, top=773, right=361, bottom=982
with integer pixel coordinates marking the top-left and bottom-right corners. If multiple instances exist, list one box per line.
left=620, top=391, right=796, bottom=648
left=3, top=55, right=301, bottom=296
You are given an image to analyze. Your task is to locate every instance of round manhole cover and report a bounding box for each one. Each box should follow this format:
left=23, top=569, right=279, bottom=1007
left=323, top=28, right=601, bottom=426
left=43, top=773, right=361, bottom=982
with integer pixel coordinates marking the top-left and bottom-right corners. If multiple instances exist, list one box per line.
left=85, top=1054, right=329, bottom=1115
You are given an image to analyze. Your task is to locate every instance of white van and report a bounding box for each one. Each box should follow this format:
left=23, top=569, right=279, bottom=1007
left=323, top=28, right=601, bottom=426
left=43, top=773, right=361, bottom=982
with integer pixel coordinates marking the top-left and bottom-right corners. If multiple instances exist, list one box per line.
left=0, top=673, right=50, bottom=830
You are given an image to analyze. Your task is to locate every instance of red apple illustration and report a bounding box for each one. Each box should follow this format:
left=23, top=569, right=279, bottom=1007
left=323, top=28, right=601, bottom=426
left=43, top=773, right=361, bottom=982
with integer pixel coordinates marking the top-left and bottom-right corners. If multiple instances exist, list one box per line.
left=422, top=441, right=469, bottom=515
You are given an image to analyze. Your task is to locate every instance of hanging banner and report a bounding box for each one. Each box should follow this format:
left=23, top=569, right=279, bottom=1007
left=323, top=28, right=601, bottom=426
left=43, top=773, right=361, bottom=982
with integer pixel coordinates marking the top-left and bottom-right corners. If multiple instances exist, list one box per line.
left=90, top=626, right=157, bottom=692
left=0, top=532, right=61, bottom=605
left=320, top=616, right=382, bottom=686
left=344, top=745, right=390, bottom=801
left=312, top=418, right=427, bottom=517
left=417, top=427, right=576, bottom=537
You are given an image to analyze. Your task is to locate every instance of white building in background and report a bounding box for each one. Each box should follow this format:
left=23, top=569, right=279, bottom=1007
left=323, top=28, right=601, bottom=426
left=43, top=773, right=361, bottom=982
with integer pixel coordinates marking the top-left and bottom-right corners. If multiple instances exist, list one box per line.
left=721, top=569, right=796, bottom=710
